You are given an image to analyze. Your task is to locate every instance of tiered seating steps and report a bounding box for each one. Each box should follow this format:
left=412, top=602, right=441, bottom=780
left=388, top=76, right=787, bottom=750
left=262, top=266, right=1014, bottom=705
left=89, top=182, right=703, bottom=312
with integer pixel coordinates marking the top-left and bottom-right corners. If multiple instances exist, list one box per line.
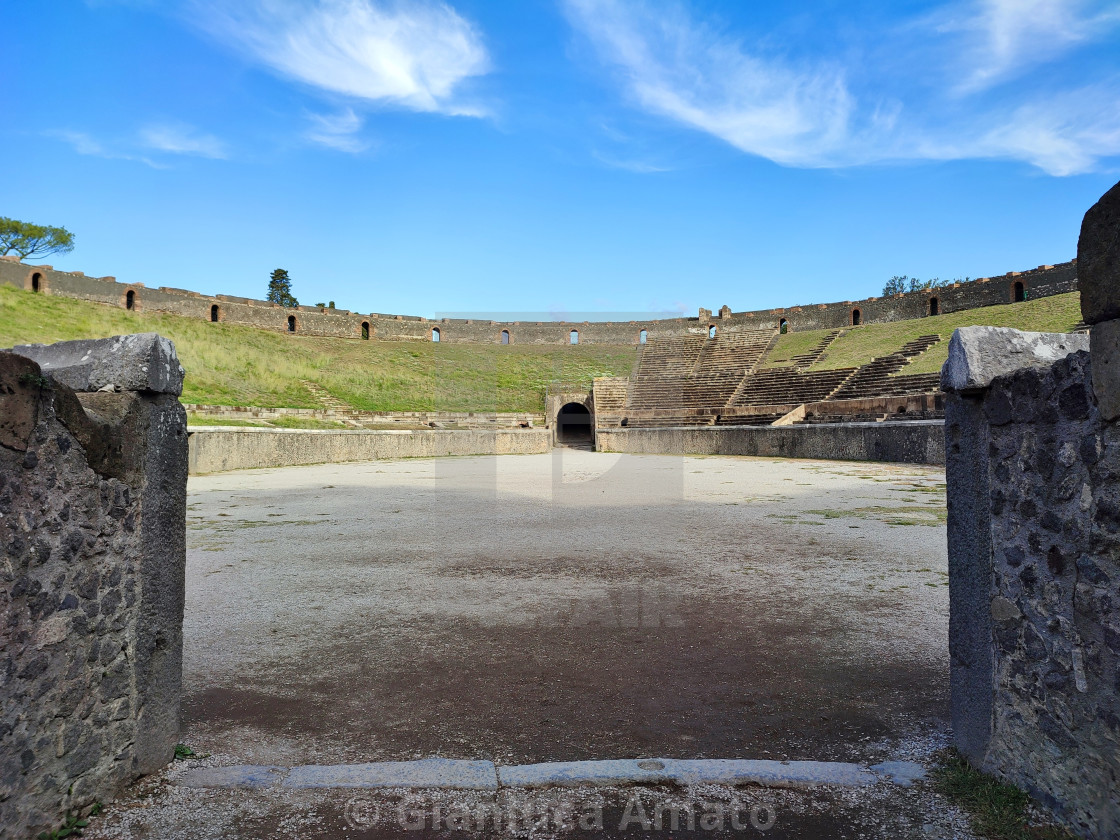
left=787, top=330, right=844, bottom=369
left=731, top=368, right=856, bottom=407
left=828, top=335, right=943, bottom=401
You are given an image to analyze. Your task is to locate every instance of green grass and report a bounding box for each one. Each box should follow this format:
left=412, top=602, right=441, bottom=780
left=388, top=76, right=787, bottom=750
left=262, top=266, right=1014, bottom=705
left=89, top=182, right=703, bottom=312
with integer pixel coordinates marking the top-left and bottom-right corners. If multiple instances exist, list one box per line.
left=760, top=329, right=833, bottom=367
left=932, top=749, right=1077, bottom=840
left=0, top=286, right=636, bottom=412
left=762, top=292, right=1082, bottom=374
left=185, top=414, right=270, bottom=427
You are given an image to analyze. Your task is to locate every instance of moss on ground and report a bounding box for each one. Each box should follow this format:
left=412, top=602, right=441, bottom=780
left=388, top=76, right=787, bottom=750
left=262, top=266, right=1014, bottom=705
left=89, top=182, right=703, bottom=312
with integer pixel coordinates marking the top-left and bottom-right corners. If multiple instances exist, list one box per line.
left=932, top=749, right=1077, bottom=840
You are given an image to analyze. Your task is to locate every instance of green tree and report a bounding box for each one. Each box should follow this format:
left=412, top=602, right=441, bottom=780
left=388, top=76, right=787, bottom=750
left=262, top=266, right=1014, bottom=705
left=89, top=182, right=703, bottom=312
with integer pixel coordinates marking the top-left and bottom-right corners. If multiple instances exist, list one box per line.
left=0, top=216, right=75, bottom=261
left=267, top=268, right=298, bottom=307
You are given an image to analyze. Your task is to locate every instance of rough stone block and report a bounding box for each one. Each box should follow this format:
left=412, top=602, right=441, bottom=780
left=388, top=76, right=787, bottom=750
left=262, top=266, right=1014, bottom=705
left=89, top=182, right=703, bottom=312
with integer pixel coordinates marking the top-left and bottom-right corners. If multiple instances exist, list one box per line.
left=0, top=352, right=42, bottom=450
left=1090, top=318, right=1120, bottom=420
left=941, top=326, right=1088, bottom=394
left=1077, top=179, right=1120, bottom=325
left=10, top=333, right=184, bottom=396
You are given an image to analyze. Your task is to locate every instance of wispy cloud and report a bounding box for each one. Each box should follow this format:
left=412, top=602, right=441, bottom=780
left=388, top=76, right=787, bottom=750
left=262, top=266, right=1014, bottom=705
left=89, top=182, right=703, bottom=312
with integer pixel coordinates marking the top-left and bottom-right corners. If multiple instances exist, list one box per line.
left=47, top=130, right=164, bottom=168
left=562, top=0, right=1120, bottom=176
left=305, top=108, right=372, bottom=152
left=188, top=0, right=490, bottom=116
left=139, top=123, right=228, bottom=158
left=47, top=123, right=228, bottom=166
left=562, top=0, right=852, bottom=167
left=934, top=0, right=1120, bottom=93
left=591, top=150, right=669, bottom=173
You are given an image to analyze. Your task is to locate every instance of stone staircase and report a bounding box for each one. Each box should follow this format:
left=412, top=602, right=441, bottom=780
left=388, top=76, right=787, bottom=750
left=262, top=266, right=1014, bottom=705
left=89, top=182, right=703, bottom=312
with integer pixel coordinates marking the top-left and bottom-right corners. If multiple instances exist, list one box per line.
left=828, top=335, right=942, bottom=401
left=789, top=330, right=844, bottom=369
left=301, top=381, right=363, bottom=427
left=591, top=377, right=630, bottom=425
left=634, top=335, right=706, bottom=379
left=731, top=367, right=857, bottom=407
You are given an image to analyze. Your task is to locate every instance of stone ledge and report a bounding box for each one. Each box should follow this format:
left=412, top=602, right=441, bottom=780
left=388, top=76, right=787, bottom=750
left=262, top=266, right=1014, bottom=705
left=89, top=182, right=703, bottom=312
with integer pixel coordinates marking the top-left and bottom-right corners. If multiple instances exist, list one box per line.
left=9, top=333, right=184, bottom=395
left=940, top=326, right=1087, bottom=394
left=177, top=757, right=922, bottom=791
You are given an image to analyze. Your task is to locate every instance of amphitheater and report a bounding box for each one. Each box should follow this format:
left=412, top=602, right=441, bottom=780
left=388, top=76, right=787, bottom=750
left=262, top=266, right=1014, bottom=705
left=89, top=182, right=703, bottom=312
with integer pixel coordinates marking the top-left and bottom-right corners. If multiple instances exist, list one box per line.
left=1, top=219, right=1116, bottom=840
left=0, top=256, right=1082, bottom=467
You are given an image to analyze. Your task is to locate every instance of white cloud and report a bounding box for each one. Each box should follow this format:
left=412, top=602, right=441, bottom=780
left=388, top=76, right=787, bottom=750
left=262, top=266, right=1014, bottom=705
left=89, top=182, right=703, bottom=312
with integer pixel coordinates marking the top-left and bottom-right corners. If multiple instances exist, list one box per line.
left=926, top=86, right=1120, bottom=176
left=47, top=130, right=165, bottom=168
left=935, top=0, right=1120, bottom=93
left=188, top=0, right=490, bottom=115
left=305, top=108, right=372, bottom=152
left=563, top=0, right=1120, bottom=176
left=139, top=123, right=228, bottom=158
left=561, top=0, right=852, bottom=167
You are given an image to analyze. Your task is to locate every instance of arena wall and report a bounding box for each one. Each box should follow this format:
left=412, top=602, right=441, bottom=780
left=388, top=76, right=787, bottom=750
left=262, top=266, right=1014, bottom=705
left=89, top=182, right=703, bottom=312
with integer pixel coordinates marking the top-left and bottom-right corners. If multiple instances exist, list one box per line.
left=0, top=335, right=187, bottom=837
left=0, top=255, right=1077, bottom=345
left=594, top=421, right=945, bottom=465
left=187, top=427, right=552, bottom=473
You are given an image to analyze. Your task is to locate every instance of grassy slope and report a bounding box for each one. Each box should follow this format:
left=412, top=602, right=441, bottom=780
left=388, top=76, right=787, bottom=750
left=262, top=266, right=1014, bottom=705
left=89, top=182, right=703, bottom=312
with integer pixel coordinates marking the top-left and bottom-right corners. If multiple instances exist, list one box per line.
left=761, top=292, right=1082, bottom=375
left=0, top=286, right=636, bottom=412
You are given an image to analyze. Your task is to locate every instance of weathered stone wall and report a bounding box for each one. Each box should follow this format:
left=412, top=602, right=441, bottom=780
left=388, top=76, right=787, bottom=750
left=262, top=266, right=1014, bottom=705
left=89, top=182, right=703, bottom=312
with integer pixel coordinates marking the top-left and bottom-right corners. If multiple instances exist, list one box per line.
left=0, top=255, right=1077, bottom=344
left=0, top=335, right=187, bottom=837
left=187, top=427, right=551, bottom=473
left=941, top=181, right=1120, bottom=839
left=595, top=421, right=945, bottom=464
left=943, top=328, right=1117, bottom=838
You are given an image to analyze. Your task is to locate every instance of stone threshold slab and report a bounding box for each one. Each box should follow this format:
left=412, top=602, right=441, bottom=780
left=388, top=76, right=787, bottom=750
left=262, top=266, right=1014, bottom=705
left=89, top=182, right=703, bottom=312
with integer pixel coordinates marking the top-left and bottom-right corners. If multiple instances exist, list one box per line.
left=179, top=758, right=925, bottom=791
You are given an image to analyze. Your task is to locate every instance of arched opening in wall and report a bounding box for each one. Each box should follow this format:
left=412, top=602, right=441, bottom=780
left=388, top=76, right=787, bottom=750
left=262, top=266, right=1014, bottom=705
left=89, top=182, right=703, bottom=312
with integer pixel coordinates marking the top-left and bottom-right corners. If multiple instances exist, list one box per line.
left=31, top=273, right=42, bottom=293
left=361, top=322, right=370, bottom=340
left=125, top=290, right=136, bottom=311
left=851, top=308, right=861, bottom=326
left=1013, top=281, right=1026, bottom=303
left=779, top=318, right=789, bottom=334
left=287, top=315, right=297, bottom=332
left=501, top=330, right=510, bottom=345
left=211, top=304, right=220, bottom=322
left=570, top=330, right=579, bottom=345
left=432, top=327, right=441, bottom=342
left=639, top=329, right=647, bottom=344
left=929, top=297, right=939, bottom=316
left=556, top=402, right=592, bottom=444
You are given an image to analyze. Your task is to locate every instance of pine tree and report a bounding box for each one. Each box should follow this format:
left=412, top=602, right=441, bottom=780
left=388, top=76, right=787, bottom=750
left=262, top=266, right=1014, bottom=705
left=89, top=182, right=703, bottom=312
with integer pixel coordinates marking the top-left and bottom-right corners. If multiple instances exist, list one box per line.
left=267, top=268, right=298, bottom=307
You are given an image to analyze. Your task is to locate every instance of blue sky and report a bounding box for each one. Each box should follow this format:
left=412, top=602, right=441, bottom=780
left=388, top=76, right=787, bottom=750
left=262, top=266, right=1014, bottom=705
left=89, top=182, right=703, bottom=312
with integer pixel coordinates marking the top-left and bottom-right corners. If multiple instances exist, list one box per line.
left=3, top=0, right=1119, bottom=319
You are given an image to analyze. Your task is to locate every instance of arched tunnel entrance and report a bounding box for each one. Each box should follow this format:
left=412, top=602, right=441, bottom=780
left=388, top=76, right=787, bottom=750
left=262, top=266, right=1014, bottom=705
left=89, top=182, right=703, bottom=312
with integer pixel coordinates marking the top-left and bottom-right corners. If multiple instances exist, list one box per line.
left=556, top=402, right=592, bottom=444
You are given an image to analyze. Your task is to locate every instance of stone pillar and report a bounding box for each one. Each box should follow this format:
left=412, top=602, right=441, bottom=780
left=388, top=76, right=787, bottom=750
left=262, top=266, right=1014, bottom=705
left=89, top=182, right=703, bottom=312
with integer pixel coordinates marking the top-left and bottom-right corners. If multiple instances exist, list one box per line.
left=1, top=333, right=187, bottom=836
left=943, top=388, right=994, bottom=763
left=941, top=327, right=1090, bottom=765
left=1079, top=179, right=1120, bottom=418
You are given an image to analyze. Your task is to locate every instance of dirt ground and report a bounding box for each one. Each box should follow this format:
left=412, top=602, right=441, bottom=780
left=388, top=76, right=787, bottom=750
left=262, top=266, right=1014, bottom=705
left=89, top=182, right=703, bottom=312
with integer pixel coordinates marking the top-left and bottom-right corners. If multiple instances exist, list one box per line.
left=87, top=450, right=960, bottom=839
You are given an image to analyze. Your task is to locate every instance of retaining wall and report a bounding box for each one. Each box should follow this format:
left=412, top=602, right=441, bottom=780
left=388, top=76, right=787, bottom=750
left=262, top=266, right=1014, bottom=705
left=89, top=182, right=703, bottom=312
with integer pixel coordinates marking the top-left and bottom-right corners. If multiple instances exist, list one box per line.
left=0, top=255, right=1077, bottom=344
left=594, top=421, right=945, bottom=465
left=188, top=427, right=552, bottom=473
left=0, top=335, right=187, bottom=837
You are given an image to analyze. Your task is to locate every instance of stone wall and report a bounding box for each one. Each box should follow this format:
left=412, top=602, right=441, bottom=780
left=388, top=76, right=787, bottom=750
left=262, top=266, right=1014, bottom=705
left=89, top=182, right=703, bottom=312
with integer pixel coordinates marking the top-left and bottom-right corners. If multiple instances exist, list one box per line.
left=941, top=180, right=1120, bottom=839
left=0, top=335, right=188, bottom=837
left=0, top=254, right=1077, bottom=344
left=187, top=427, right=551, bottom=473
left=943, top=329, right=1117, bottom=838
left=595, top=421, right=945, bottom=465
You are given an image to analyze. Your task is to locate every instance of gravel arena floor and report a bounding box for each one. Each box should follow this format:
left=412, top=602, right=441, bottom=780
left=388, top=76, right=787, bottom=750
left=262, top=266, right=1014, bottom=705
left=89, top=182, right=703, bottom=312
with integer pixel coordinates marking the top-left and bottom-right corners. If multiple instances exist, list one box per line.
left=86, top=450, right=978, bottom=839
